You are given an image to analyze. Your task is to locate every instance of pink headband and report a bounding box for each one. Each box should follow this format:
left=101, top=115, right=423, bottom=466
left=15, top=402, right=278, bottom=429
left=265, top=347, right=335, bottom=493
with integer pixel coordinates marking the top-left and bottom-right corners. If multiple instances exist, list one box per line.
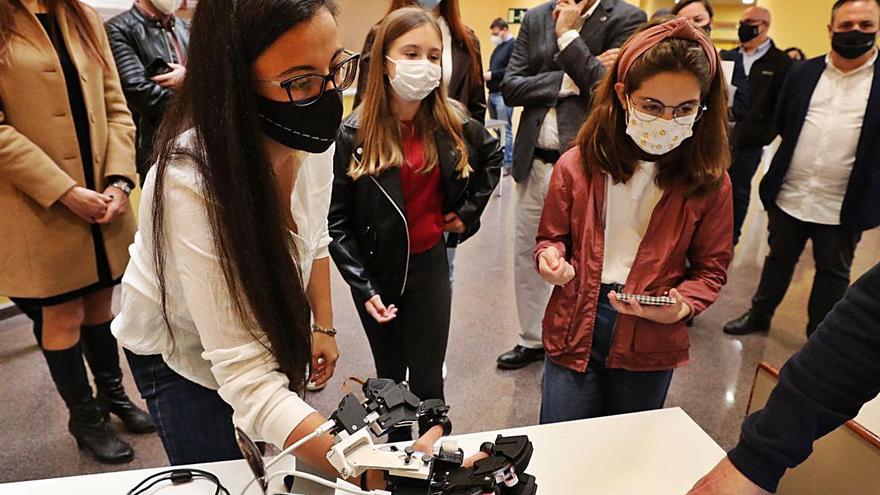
left=616, top=17, right=718, bottom=83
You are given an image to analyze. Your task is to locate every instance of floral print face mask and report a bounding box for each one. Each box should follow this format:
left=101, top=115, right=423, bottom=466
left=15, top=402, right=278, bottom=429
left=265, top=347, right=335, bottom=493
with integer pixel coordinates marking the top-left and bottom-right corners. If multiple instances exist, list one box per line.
left=624, top=99, right=697, bottom=156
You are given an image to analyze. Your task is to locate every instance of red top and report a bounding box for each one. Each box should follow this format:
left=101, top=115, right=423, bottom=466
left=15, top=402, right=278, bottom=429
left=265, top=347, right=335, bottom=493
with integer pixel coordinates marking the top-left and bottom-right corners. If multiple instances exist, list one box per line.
left=535, top=148, right=733, bottom=373
left=400, top=124, right=444, bottom=254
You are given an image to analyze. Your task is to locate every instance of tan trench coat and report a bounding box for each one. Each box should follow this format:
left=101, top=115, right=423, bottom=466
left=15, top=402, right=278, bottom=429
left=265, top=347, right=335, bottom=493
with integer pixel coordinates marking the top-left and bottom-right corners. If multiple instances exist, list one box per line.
left=0, top=5, right=137, bottom=299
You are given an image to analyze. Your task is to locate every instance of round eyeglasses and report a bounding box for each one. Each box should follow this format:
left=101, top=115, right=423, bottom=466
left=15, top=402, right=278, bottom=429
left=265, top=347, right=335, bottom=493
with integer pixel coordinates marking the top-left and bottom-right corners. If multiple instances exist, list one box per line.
left=628, top=96, right=707, bottom=125
left=254, top=51, right=360, bottom=107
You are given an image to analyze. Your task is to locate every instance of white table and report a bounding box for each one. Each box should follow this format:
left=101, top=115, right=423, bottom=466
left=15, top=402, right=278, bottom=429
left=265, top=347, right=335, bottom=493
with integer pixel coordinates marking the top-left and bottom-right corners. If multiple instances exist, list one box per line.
left=0, top=407, right=724, bottom=495
left=855, top=393, right=880, bottom=437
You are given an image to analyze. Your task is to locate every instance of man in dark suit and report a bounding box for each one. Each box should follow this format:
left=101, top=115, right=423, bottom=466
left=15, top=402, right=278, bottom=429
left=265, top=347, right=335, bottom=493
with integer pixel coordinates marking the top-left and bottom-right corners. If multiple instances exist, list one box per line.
left=720, top=6, right=792, bottom=246
left=496, top=0, right=646, bottom=370
left=724, top=0, right=880, bottom=339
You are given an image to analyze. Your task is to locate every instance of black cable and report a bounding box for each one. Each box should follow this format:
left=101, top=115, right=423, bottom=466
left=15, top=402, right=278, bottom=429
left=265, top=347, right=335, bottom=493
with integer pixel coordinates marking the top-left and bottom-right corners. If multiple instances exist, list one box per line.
left=127, top=468, right=230, bottom=495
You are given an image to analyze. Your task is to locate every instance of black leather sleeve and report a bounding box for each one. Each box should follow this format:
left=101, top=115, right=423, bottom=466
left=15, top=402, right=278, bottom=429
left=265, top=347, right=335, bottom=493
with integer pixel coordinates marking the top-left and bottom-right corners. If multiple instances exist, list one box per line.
left=455, top=119, right=502, bottom=240
left=327, top=131, right=378, bottom=301
left=105, top=20, right=171, bottom=118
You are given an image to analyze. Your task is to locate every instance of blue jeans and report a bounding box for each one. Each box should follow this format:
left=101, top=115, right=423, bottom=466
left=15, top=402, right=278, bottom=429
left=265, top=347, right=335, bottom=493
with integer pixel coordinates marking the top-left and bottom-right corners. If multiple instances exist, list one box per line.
left=125, top=351, right=243, bottom=465
left=729, top=144, right=764, bottom=245
left=539, top=286, right=674, bottom=424
left=488, top=92, right=514, bottom=169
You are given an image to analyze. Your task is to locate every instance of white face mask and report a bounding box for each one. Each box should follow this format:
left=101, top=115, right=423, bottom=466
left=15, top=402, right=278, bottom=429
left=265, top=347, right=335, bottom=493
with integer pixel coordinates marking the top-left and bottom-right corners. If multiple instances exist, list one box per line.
left=625, top=99, right=697, bottom=155
left=151, top=0, right=183, bottom=15
left=491, top=35, right=503, bottom=46
left=386, top=57, right=442, bottom=102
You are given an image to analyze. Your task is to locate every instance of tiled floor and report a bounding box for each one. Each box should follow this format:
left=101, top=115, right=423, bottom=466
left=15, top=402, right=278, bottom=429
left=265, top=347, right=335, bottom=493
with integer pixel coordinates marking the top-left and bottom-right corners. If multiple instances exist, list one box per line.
left=1, top=175, right=878, bottom=484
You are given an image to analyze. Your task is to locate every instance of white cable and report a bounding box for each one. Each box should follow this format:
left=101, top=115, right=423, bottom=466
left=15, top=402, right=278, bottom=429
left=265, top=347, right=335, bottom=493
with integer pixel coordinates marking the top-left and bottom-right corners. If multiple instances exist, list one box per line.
left=238, top=419, right=338, bottom=495
left=266, top=419, right=337, bottom=470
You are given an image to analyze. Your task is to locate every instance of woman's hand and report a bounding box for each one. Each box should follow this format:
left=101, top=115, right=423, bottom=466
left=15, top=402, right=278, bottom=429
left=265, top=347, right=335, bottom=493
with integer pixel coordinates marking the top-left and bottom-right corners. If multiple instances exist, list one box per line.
left=607, top=288, right=692, bottom=325
left=443, top=212, right=466, bottom=234
left=365, top=295, right=398, bottom=324
left=309, top=332, right=339, bottom=387
left=95, top=186, right=130, bottom=224
left=537, top=246, right=575, bottom=286
left=687, top=457, right=769, bottom=495
left=59, top=186, right=112, bottom=223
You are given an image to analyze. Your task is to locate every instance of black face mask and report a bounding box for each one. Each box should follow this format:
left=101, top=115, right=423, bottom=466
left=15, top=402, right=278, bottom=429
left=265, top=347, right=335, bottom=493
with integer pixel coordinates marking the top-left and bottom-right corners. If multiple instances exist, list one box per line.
left=832, top=30, right=877, bottom=59
left=738, top=22, right=761, bottom=44
left=256, top=89, right=343, bottom=153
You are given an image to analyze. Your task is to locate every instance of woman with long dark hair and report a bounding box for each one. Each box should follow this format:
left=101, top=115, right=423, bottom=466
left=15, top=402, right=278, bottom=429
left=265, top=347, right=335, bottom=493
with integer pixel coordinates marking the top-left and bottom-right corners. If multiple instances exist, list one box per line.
left=354, top=0, right=486, bottom=122
left=0, top=0, right=151, bottom=464
left=111, top=0, right=353, bottom=468
left=329, top=7, right=501, bottom=442
left=535, top=18, right=733, bottom=423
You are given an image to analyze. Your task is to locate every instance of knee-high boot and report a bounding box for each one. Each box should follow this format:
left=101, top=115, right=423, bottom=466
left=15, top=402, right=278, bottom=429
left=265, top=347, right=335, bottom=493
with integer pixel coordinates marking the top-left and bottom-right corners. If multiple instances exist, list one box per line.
left=80, top=321, right=155, bottom=434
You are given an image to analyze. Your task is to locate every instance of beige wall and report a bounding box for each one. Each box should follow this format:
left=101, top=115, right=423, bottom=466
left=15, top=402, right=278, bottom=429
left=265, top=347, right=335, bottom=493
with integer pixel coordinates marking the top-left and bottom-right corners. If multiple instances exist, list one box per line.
left=761, top=0, right=831, bottom=58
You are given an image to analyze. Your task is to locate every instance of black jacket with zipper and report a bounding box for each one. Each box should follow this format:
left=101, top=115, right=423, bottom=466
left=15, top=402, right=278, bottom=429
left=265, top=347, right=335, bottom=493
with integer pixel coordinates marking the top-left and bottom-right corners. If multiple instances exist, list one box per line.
left=721, top=41, right=792, bottom=148
left=329, top=111, right=502, bottom=302
left=105, top=7, right=189, bottom=179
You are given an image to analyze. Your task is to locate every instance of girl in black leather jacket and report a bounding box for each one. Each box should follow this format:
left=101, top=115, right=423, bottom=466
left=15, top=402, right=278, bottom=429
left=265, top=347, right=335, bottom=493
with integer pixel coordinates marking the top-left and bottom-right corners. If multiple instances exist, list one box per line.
left=328, top=7, right=501, bottom=441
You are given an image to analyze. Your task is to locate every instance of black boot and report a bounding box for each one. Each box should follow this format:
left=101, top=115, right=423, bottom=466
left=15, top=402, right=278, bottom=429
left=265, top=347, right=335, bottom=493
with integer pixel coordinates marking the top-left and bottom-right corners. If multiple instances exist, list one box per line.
left=43, top=343, right=134, bottom=464
left=81, top=321, right=155, bottom=434
left=9, top=301, right=42, bottom=344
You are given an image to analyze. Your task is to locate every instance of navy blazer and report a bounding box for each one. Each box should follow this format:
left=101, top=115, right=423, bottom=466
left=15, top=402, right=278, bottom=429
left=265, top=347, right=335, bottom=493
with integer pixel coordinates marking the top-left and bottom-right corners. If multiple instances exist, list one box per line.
left=759, top=55, right=880, bottom=232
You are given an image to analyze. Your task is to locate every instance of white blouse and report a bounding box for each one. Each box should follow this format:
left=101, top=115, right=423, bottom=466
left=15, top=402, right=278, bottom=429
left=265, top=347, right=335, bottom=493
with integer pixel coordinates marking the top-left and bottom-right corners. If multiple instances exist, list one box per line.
left=601, top=162, right=663, bottom=286
left=112, top=133, right=334, bottom=449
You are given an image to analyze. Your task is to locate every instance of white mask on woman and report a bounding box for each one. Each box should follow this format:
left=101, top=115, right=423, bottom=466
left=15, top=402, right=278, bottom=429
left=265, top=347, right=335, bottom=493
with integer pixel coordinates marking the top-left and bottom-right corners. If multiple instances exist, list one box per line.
left=625, top=101, right=697, bottom=155
left=151, top=0, right=183, bottom=15
left=386, top=57, right=442, bottom=102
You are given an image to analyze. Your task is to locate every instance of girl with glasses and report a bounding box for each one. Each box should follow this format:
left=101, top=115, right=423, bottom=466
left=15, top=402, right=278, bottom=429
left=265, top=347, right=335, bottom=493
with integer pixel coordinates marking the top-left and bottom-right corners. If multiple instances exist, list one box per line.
left=329, top=7, right=501, bottom=442
left=534, top=18, right=733, bottom=424
left=110, top=0, right=410, bottom=477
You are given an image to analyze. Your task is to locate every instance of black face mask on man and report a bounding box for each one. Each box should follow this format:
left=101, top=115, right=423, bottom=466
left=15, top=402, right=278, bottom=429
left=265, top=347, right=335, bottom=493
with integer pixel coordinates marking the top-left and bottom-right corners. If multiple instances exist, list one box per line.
left=256, top=89, right=343, bottom=153
left=832, top=29, right=877, bottom=59
left=738, top=22, right=761, bottom=44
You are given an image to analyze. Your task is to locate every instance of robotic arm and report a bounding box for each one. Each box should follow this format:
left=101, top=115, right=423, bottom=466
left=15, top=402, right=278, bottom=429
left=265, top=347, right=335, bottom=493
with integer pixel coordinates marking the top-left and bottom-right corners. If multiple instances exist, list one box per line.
left=238, top=379, right=537, bottom=495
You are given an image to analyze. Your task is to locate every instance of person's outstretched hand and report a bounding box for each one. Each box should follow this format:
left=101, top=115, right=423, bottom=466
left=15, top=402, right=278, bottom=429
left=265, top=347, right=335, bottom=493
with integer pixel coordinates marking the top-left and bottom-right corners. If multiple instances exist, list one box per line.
left=687, top=457, right=770, bottom=495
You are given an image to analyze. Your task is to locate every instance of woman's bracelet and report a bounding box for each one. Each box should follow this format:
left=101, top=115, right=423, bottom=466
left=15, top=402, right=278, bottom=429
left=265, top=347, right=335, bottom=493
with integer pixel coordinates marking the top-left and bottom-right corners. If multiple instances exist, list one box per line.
left=311, top=324, right=337, bottom=337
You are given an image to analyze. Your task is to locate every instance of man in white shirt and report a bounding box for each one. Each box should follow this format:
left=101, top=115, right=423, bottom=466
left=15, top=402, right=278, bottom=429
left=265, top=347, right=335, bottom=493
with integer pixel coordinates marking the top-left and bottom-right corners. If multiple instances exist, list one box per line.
left=725, top=0, right=880, bottom=339
left=498, top=0, right=646, bottom=369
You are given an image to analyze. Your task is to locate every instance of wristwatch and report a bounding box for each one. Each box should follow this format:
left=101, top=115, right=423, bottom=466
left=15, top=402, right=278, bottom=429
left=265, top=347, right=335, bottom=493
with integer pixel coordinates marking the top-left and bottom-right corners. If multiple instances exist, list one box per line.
left=311, top=324, right=337, bottom=337
left=108, top=179, right=133, bottom=196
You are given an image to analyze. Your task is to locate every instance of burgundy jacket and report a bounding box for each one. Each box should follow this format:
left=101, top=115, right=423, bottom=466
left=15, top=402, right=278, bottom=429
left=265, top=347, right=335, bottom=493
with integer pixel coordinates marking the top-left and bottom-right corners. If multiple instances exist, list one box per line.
left=534, top=148, right=733, bottom=373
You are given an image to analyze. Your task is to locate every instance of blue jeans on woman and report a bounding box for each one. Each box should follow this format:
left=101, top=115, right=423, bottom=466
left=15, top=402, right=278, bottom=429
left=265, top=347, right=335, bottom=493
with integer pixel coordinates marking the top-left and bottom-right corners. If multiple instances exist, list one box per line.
left=539, top=285, right=674, bottom=424
left=125, top=351, right=243, bottom=465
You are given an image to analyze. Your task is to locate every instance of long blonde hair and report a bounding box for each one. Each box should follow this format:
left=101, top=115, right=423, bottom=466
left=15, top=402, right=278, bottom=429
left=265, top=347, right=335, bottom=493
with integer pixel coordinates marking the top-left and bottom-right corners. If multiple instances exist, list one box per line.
left=351, top=7, right=470, bottom=180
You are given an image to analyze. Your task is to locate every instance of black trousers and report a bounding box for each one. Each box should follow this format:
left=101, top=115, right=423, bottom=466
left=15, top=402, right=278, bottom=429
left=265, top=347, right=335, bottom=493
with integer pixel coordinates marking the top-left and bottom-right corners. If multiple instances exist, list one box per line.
left=751, top=206, right=862, bottom=336
left=729, top=144, right=765, bottom=246
left=354, top=241, right=451, bottom=426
